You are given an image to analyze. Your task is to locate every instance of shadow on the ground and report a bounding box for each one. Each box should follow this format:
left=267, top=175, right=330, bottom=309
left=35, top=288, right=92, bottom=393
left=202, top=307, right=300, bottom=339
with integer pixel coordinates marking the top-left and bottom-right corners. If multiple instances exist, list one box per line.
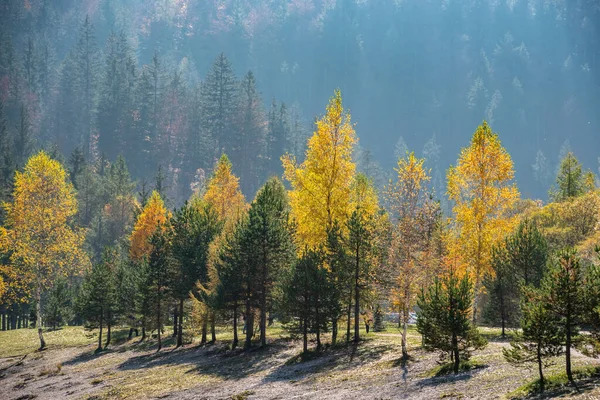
left=416, top=371, right=474, bottom=388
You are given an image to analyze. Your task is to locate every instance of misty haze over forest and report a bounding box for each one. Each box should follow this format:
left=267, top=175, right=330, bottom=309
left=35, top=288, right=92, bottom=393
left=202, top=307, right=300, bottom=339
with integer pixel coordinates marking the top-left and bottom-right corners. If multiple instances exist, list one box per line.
left=0, top=0, right=599, bottom=202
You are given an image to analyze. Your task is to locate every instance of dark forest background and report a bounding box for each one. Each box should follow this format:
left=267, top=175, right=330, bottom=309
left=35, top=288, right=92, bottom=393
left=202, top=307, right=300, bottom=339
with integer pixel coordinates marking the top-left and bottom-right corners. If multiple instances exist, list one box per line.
left=0, top=0, right=598, bottom=204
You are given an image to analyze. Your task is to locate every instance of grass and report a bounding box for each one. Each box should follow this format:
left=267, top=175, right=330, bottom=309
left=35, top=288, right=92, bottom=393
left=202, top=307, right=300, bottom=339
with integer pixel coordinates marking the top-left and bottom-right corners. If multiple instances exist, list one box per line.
left=427, top=359, right=487, bottom=377
left=507, top=365, right=600, bottom=399
left=0, top=326, right=94, bottom=357
left=231, top=390, right=255, bottom=400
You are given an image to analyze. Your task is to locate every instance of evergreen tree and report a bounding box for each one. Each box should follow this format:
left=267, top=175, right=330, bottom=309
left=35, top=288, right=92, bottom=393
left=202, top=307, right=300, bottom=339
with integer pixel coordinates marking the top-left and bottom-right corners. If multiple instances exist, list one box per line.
left=483, top=245, right=519, bottom=337
left=78, top=250, right=118, bottom=352
left=146, top=227, right=172, bottom=351
left=326, top=221, right=352, bottom=345
left=281, top=249, right=330, bottom=353
left=417, top=268, right=487, bottom=373
left=551, top=152, right=584, bottom=202
left=170, top=199, right=220, bottom=347
left=201, top=53, right=238, bottom=163
left=506, top=219, right=548, bottom=287
left=542, top=248, right=585, bottom=383
left=244, top=177, right=294, bottom=347
left=503, top=287, right=562, bottom=393
left=583, top=247, right=600, bottom=357
left=267, top=100, right=288, bottom=178
left=14, top=104, right=33, bottom=168
left=0, top=100, right=14, bottom=217
left=45, top=278, right=73, bottom=330
left=68, top=147, right=86, bottom=189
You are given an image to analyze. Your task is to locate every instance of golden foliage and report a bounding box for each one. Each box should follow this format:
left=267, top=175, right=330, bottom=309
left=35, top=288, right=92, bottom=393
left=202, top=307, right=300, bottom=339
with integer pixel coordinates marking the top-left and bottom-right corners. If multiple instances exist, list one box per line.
left=282, top=89, right=357, bottom=249
left=1, top=151, right=88, bottom=299
left=203, top=154, right=247, bottom=229
left=446, top=121, right=519, bottom=317
left=130, top=190, right=169, bottom=261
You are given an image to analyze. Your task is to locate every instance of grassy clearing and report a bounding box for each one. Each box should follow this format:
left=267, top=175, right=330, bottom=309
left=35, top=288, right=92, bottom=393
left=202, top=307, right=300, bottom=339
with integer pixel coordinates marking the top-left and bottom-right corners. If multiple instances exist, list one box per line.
left=508, top=365, right=600, bottom=399
left=0, top=326, right=94, bottom=357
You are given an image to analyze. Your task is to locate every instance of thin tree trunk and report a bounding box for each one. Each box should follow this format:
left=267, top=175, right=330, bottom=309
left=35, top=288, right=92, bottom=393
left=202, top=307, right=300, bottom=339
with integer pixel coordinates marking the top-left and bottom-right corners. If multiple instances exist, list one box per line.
left=566, top=323, right=573, bottom=383
left=401, top=315, right=408, bottom=359
left=200, top=319, right=207, bottom=345
left=232, top=302, right=239, bottom=349
left=97, top=317, right=103, bottom=353
left=176, top=299, right=184, bottom=348
left=157, top=298, right=162, bottom=352
left=210, top=312, right=216, bottom=343
left=302, top=316, right=308, bottom=354
left=452, top=333, right=460, bottom=374
left=260, top=294, right=267, bottom=348
left=245, top=301, right=254, bottom=349
left=105, top=321, right=111, bottom=349
left=36, top=284, right=46, bottom=350
left=354, top=249, right=360, bottom=343
left=537, top=341, right=545, bottom=392
left=346, top=291, right=352, bottom=343
left=316, top=302, right=321, bottom=350
left=173, top=307, right=178, bottom=338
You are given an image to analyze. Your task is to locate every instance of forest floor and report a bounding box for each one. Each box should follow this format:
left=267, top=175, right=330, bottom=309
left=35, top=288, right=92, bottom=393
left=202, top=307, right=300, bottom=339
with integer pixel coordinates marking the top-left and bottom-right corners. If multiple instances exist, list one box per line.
left=0, top=324, right=599, bottom=400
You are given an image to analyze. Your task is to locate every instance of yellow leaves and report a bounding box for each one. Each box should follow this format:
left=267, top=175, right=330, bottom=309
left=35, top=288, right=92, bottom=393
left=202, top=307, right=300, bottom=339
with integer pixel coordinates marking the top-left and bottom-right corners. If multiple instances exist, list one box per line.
left=2, top=151, right=89, bottom=294
left=446, top=121, right=519, bottom=291
left=130, top=190, right=169, bottom=262
left=203, top=154, right=247, bottom=229
left=282, top=89, right=357, bottom=250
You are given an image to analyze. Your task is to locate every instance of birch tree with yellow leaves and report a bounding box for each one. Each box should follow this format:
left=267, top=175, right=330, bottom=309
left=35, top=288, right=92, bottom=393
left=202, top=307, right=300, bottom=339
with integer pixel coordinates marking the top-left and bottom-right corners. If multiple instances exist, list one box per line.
left=447, top=121, right=519, bottom=324
left=2, top=151, right=88, bottom=349
left=282, top=89, right=357, bottom=249
left=386, top=152, right=440, bottom=358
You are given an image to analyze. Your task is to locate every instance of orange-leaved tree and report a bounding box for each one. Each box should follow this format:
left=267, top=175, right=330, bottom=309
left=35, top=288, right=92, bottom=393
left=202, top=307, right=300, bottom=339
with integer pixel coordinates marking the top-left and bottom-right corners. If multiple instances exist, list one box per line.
left=130, top=190, right=169, bottom=262
left=282, top=89, right=357, bottom=250
left=2, top=151, right=88, bottom=349
left=447, top=121, right=519, bottom=323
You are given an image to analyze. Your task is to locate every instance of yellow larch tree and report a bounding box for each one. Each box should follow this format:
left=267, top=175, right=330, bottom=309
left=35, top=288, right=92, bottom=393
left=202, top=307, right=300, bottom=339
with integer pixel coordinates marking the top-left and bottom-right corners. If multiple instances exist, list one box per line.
left=282, top=89, right=357, bottom=249
left=2, top=151, right=88, bottom=349
left=385, top=152, right=440, bottom=358
left=447, top=121, right=519, bottom=323
left=130, top=190, right=169, bottom=262
left=198, top=153, right=247, bottom=343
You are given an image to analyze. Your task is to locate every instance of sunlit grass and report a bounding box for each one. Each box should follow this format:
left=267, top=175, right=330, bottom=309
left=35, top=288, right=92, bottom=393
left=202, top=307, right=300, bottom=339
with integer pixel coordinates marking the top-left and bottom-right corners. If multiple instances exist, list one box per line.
left=0, top=326, right=94, bottom=357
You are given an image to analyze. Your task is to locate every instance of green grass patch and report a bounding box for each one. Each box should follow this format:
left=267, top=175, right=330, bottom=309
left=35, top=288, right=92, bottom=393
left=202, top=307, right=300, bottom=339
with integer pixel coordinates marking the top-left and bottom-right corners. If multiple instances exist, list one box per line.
left=231, top=390, right=255, bottom=400
left=507, top=365, right=600, bottom=399
left=427, top=359, right=487, bottom=377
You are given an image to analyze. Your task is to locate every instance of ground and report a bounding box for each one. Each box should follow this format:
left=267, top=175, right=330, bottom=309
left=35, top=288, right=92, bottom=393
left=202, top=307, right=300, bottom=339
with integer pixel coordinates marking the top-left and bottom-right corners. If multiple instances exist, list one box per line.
left=0, top=325, right=599, bottom=400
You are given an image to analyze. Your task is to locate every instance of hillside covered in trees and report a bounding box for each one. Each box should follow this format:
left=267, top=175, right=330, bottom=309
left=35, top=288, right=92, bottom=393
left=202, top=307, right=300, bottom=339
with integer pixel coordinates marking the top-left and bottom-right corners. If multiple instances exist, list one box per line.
left=0, top=1, right=600, bottom=399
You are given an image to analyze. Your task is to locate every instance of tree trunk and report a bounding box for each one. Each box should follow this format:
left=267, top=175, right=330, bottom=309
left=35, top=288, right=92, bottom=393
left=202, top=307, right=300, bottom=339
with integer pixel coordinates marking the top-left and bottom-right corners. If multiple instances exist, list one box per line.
left=105, top=321, right=111, bottom=349
left=354, top=259, right=360, bottom=343
left=210, top=312, right=216, bottom=343
left=97, top=317, right=103, bottom=353
left=232, top=303, right=239, bottom=349
left=401, top=317, right=408, bottom=359
left=245, top=302, right=254, bottom=349
left=452, top=333, right=460, bottom=374
left=537, top=341, right=545, bottom=392
left=316, top=302, right=321, bottom=350
left=566, top=324, right=573, bottom=383
left=157, top=298, right=162, bottom=352
left=200, top=320, right=207, bottom=345
left=500, top=292, right=506, bottom=337
left=260, top=293, right=267, bottom=348
left=173, top=308, right=178, bottom=338
left=177, top=299, right=184, bottom=348
left=141, top=323, right=146, bottom=341
left=346, top=292, right=352, bottom=343
left=36, top=284, right=46, bottom=350
left=302, top=316, right=308, bottom=354
left=332, top=318, right=337, bottom=346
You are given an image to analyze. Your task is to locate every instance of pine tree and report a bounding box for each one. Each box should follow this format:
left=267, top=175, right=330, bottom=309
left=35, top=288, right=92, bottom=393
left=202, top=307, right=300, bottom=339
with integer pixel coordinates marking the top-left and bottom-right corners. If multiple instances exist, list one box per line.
left=503, top=287, right=562, bottom=393
left=146, top=227, right=171, bottom=351
left=244, top=177, right=294, bottom=347
left=14, top=104, right=33, bottom=168
left=170, top=199, right=221, bottom=347
left=417, top=268, right=487, bottom=373
left=201, top=53, right=238, bottom=162
left=78, top=250, right=118, bottom=352
left=542, top=248, right=585, bottom=383
left=551, top=152, right=584, bottom=202
left=483, top=245, right=519, bottom=337
left=46, top=278, right=73, bottom=330
left=281, top=249, right=331, bottom=353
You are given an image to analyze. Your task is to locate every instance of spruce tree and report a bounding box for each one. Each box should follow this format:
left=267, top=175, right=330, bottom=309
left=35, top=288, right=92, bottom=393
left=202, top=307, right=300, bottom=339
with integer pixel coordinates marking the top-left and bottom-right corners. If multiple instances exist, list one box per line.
left=46, top=278, right=73, bottom=330
left=506, top=219, right=548, bottom=287
left=146, top=227, right=172, bottom=351
left=170, top=199, right=220, bottom=347
left=243, top=177, right=294, bottom=347
left=417, top=268, right=487, bottom=373
left=503, top=287, right=562, bottom=392
left=543, top=248, right=585, bottom=383
left=551, top=152, right=584, bottom=202
left=78, top=250, right=118, bottom=352
left=483, top=245, right=519, bottom=336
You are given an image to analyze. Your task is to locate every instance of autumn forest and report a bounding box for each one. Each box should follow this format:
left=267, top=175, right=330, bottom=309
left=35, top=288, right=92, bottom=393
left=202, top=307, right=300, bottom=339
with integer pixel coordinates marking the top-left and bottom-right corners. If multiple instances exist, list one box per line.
left=0, top=1, right=599, bottom=400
